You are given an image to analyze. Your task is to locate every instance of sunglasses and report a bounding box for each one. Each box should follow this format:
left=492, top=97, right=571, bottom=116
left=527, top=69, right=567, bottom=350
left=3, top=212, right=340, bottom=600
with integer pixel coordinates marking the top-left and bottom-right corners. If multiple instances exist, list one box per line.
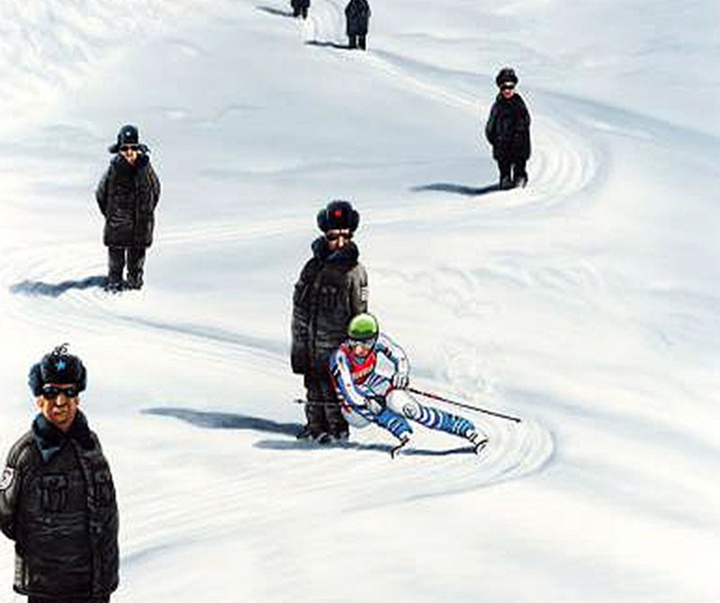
left=119, top=144, right=139, bottom=152
left=41, top=385, right=79, bottom=400
left=500, top=84, right=516, bottom=91
left=326, top=231, right=353, bottom=241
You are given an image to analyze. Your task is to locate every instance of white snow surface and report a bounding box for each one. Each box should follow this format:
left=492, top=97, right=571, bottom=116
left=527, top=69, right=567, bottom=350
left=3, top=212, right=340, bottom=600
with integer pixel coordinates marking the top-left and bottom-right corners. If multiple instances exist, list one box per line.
left=1, top=0, right=719, bottom=601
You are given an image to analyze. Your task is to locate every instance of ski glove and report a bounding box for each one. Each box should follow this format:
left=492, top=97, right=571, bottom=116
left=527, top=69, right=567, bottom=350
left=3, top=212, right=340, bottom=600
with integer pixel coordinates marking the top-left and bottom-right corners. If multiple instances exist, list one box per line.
left=391, top=373, right=410, bottom=389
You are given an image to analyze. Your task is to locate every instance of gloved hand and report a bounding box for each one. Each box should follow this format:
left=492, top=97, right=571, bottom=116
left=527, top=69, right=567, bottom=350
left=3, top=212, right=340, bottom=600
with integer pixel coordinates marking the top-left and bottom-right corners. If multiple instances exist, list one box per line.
left=366, top=395, right=385, bottom=414
left=391, top=372, right=410, bottom=389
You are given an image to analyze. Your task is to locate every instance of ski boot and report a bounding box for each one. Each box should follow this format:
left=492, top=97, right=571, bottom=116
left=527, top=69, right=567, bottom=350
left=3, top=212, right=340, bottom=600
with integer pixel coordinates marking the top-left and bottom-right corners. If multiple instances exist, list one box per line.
left=390, top=433, right=411, bottom=459
left=467, top=430, right=488, bottom=454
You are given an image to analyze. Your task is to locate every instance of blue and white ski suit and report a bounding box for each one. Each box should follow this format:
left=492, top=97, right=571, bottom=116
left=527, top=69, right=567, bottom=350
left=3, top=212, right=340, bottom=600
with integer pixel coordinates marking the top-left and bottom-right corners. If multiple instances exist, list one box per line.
left=330, top=333, right=477, bottom=442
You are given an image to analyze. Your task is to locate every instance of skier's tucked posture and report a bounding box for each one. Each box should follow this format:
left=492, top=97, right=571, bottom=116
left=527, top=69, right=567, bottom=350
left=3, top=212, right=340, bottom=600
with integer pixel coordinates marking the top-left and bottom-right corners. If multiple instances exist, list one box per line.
left=330, top=314, right=487, bottom=457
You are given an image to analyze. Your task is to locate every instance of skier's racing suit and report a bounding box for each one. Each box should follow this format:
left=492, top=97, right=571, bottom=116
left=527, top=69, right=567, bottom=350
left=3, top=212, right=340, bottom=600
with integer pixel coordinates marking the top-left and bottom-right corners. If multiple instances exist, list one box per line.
left=330, top=333, right=480, bottom=444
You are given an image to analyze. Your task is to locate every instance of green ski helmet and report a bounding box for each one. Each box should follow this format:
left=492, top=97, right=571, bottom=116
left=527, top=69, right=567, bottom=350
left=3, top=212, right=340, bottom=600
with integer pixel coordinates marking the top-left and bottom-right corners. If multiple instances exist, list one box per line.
left=347, top=313, right=379, bottom=342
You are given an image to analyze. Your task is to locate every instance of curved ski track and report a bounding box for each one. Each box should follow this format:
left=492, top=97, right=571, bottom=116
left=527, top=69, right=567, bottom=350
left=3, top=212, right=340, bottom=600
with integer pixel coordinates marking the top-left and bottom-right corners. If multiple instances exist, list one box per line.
left=0, top=1, right=595, bottom=504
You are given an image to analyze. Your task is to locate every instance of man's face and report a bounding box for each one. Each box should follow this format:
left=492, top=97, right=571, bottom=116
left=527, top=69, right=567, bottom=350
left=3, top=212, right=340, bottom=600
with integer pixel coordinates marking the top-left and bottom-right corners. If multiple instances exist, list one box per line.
left=326, top=229, right=352, bottom=250
left=500, top=83, right=516, bottom=99
left=119, top=144, right=140, bottom=165
left=36, top=383, right=80, bottom=432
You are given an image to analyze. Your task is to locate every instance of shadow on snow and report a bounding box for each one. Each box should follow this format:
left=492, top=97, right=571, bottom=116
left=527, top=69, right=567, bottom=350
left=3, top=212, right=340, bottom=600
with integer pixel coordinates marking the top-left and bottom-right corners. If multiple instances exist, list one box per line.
left=411, top=182, right=500, bottom=197
left=255, top=5, right=296, bottom=18
left=305, top=40, right=353, bottom=50
left=144, top=407, right=475, bottom=456
left=10, top=275, right=107, bottom=298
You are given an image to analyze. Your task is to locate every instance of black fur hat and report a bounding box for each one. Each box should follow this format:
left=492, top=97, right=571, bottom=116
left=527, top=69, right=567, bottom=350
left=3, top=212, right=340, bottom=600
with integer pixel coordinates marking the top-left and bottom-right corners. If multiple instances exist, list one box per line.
left=28, top=344, right=87, bottom=396
left=108, top=124, right=149, bottom=154
left=316, top=200, right=360, bottom=233
left=495, top=67, right=519, bottom=87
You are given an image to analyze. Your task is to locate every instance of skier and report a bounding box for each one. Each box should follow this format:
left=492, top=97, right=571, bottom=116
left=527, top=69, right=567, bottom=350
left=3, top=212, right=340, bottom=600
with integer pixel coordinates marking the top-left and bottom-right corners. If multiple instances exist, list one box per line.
left=485, top=67, right=532, bottom=190
left=291, top=0, right=310, bottom=19
left=345, top=0, right=371, bottom=50
left=96, top=124, right=161, bottom=292
left=330, top=314, right=488, bottom=457
left=291, top=200, right=368, bottom=443
left=0, top=345, right=119, bottom=603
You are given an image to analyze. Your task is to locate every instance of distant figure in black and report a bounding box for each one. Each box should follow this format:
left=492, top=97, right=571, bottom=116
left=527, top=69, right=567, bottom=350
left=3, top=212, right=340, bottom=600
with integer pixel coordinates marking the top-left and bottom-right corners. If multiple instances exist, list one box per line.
left=345, top=0, right=371, bottom=50
left=96, top=125, right=161, bottom=292
left=485, top=67, right=531, bottom=190
left=291, top=0, right=309, bottom=19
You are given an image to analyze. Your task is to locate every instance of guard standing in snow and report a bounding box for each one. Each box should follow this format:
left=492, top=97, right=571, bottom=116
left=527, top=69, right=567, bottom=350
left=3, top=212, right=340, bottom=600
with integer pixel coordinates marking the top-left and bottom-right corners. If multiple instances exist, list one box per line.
left=331, top=314, right=488, bottom=457
left=0, top=344, right=119, bottom=603
left=96, top=124, right=161, bottom=292
left=485, top=67, right=532, bottom=189
left=345, top=0, right=371, bottom=50
left=291, top=200, right=368, bottom=443
left=291, top=0, right=310, bottom=19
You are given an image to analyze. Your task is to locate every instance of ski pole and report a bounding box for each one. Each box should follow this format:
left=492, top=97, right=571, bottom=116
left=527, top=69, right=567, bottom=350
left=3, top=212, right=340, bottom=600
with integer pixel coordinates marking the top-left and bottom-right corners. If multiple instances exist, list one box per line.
left=407, top=387, right=522, bottom=423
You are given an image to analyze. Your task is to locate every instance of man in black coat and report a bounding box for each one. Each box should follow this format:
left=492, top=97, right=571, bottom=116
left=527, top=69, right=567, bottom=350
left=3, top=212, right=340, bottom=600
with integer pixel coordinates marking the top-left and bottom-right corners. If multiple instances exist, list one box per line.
left=345, top=0, right=371, bottom=50
left=485, top=67, right=532, bottom=189
left=291, top=0, right=310, bottom=19
left=291, top=200, right=369, bottom=443
left=96, top=124, right=161, bottom=292
left=0, top=345, right=119, bottom=603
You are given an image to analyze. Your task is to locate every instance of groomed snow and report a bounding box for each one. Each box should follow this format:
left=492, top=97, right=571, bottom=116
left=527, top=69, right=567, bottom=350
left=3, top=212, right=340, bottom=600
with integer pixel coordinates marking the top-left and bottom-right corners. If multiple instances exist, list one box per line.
left=1, top=0, right=718, bottom=601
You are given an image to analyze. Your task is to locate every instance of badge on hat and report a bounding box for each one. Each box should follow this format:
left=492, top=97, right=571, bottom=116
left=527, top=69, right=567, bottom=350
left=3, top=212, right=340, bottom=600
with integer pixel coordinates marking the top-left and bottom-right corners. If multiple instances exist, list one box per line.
left=0, top=467, right=15, bottom=491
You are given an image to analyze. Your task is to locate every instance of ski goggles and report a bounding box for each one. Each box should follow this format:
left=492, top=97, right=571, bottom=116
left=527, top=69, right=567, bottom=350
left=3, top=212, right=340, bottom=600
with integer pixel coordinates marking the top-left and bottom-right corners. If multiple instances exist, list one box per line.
left=348, top=337, right=376, bottom=350
left=119, top=144, right=140, bottom=152
left=41, top=385, right=80, bottom=400
left=500, top=83, right=516, bottom=91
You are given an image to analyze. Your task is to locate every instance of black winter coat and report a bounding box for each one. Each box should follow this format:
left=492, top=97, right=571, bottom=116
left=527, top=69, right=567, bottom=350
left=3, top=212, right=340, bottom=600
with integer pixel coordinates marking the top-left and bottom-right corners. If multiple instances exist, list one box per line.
left=96, top=153, right=161, bottom=248
left=485, top=93, right=531, bottom=162
left=291, top=238, right=368, bottom=377
left=0, top=413, right=119, bottom=599
left=345, top=0, right=371, bottom=36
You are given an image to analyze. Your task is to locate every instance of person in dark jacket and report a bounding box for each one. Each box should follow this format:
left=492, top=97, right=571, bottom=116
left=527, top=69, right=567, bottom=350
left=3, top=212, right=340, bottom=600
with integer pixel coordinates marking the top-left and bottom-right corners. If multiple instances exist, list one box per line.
left=291, top=0, right=310, bottom=19
left=345, top=0, right=371, bottom=50
left=291, top=200, right=369, bottom=443
left=485, top=67, right=532, bottom=189
left=0, top=344, right=119, bottom=603
left=96, top=124, right=161, bottom=292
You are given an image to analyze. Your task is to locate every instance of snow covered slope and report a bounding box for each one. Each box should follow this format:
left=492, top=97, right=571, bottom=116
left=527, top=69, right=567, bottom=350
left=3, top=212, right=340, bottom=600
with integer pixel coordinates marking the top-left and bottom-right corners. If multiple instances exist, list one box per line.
left=0, top=0, right=718, bottom=601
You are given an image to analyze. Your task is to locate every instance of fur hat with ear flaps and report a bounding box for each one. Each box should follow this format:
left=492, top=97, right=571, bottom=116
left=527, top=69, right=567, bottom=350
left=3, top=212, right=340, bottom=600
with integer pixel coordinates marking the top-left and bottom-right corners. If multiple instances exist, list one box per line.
left=316, top=200, right=360, bottom=233
left=28, top=344, right=87, bottom=396
left=495, top=67, right=519, bottom=87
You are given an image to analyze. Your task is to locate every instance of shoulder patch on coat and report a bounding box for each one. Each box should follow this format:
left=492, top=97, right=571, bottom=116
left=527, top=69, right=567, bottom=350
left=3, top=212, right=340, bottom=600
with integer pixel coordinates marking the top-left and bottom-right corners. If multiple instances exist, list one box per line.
left=0, top=467, right=15, bottom=491
left=360, top=286, right=369, bottom=302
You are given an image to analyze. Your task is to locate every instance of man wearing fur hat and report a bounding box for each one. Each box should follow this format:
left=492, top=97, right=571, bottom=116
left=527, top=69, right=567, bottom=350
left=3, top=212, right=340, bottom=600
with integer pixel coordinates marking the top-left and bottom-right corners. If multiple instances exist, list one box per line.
left=485, top=67, right=532, bottom=190
left=0, top=345, right=119, bottom=603
left=96, top=124, right=161, bottom=292
left=291, top=200, right=369, bottom=443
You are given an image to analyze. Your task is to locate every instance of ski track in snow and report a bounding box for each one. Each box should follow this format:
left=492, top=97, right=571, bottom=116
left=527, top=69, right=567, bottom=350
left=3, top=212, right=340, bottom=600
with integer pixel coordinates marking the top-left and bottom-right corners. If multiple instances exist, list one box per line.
left=0, top=0, right=634, bottom=503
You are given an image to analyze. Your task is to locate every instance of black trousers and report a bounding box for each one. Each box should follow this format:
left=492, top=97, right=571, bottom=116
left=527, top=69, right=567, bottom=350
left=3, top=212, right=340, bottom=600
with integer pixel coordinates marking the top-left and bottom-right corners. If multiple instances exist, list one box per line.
left=108, top=246, right=146, bottom=284
left=348, top=34, right=367, bottom=50
left=303, top=373, right=348, bottom=437
left=498, top=159, right=527, bottom=183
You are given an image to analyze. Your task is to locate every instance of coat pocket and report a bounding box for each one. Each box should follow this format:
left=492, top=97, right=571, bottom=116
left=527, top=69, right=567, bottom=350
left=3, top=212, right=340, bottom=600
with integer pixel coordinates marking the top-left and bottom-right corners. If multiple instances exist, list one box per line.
left=40, top=474, right=68, bottom=512
left=93, top=469, right=115, bottom=507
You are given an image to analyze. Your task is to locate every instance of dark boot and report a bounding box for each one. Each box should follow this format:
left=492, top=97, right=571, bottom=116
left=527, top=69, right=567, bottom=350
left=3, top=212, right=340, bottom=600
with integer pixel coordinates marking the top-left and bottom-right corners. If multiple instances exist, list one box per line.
left=358, top=35, right=367, bottom=50
left=498, top=160, right=513, bottom=190
left=348, top=35, right=357, bottom=49
left=301, top=6, right=308, bottom=18
left=127, top=247, right=147, bottom=290
left=106, top=247, right=126, bottom=291
left=512, top=161, right=528, bottom=188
